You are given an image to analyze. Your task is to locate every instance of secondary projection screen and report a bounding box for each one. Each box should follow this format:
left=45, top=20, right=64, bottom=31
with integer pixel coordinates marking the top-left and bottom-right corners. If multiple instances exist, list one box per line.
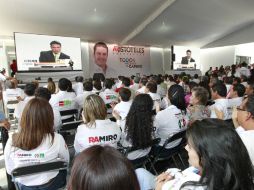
left=15, top=33, right=82, bottom=71
left=173, top=46, right=200, bottom=70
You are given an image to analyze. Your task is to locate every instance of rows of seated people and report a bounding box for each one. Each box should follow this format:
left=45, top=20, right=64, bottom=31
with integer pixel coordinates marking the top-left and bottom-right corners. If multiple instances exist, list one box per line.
left=1, top=67, right=254, bottom=189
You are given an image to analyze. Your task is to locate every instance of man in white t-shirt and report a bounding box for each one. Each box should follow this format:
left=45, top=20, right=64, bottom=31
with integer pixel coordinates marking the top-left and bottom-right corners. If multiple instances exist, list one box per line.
left=113, top=88, right=132, bottom=120
left=232, top=95, right=254, bottom=165
left=145, top=81, right=161, bottom=112
left=72, top=76, right=84, bottom=96
left=75, top=80, right=95, bottom=110
left=49, top=78, right=77, bottom=121
left=3, top=80, right=24, bottom=110
left=227, top=83, right=245, bottom=118
left=99, top=79, right=118, bottom=113
left=130, top=76, right=140, bottom=91
left=136, top=77, right=148, bottom=94
left=209, top=82, right=230, bottom=120
left=14, top=83, right=36, bottom=121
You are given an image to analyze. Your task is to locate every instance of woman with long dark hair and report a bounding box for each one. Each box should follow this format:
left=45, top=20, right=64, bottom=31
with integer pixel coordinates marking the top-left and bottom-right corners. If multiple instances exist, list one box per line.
left=120, top=93, right=154, bottom=160
left=155, top=119, right=254, bottom=190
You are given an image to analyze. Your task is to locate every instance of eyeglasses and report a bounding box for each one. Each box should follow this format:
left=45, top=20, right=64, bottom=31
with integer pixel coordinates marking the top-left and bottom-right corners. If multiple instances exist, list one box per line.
left=236, top=106, right=248, bottom=112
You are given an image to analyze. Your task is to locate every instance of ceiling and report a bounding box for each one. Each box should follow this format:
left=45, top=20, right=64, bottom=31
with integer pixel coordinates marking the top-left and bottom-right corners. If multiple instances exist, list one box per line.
left=1, top=0, right=254, bottom=48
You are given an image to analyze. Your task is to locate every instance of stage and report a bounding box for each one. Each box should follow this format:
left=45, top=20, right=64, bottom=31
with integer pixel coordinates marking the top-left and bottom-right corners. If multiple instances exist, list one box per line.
left=165, top=69, right=202, bottom=76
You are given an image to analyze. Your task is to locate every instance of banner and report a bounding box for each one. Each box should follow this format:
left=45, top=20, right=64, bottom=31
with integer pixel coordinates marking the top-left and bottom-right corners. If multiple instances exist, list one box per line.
left=89, top=42, right=151, bottom=77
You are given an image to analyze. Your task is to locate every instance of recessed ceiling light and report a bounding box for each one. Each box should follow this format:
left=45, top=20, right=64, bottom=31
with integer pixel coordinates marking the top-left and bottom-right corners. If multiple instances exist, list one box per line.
left=94, top=8, right=97, bottom=13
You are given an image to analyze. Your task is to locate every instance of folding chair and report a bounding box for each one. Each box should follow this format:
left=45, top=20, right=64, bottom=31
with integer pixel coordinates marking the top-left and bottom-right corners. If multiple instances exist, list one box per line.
left=60, top=109, right=79, bottom=123
left=5, top=100, right=19, bottom=128
left=59, top=120, right=83, bottom=148
left=119, top=138, right=161, bottom=169
left=11, top=160, right=68, bottom=190
left=150, top=130, right=187, bottom=174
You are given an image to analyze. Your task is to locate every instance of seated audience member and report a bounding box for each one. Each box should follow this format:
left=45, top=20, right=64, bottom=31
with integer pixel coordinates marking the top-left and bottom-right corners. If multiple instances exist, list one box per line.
left=66, top=79, right=75, bottom=93
left=4, top=98, right=69, bottom=190
left=188, top=87, right=210, bottom=124
left=184, top=81, right=198, bottom=106
left=151, top=76, right=167, bottom=98
left=130, top=76, right=140, bottom=91
left=99, top=79, right=118, bottom=113
left=47, top=80, right=56, bottom=94
left=236, top=62, right=251, bottom=78
left=44, top=77, right=56, bottom=94
left=208, top=76, right=219, bottom=88
left=209, top=82, right=230, bottom=120
left=72, top=76, right=84, bottom=96
left=14, top=83, right=36, bottom=121
left=75, top=80, right=95, bottom=109
left=116, top=77, right=135, bottom=99
left=1, top=84, right=13, bottom=190
left=233, top=77, right=241, bottom=85
left=192, top=74, right=200, bottom=84
left=118, top=94, right=154, bottom=161
left=245, top=79, right=254, bottom=96
left=68, top=145, right=140, bottom=190
left=35, top=87, right=62, bottom=131
left=232, top=95, right=254, bottom=165
left=136, top=77, right=148, bottom=94
left=145, top=119, right=254, bottom=190
left=74, top=95, right=121, bottom=154
left=145, top=81, right=161, bottom=112
left=179, top=76, right=190, bottom=95
left=112, top=88, right=132, bottom=120
left=224, top=76, right=233, bottom=95
left=155, top=84, right=189, bottom=151
left=3, top=79, right=24, bottom=107
left=241, top=75, right=248, bottom=87
left=92, top=79, right=102, bottom=94
left=49, top=78, right=77, bottom=120
left=165, top=75, right=175, bottom=89
left=227, top=83, right=245, bottom=116
left=115, top=75, right=124, bottom=89
left=31, top=80, right=39, bottom=89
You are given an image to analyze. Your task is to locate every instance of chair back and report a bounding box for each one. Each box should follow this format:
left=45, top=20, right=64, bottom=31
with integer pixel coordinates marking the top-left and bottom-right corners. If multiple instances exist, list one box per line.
left=12, top=160, right=68, bottom=178
left=124, top=138, right=161, bottom=155
left=60, top=109, right=78, bottom=123
left=59, top=120, right=82, bottom=147
left=163, top=129, right=187, bottom=147
left=59, top=120, right=82, bottom=132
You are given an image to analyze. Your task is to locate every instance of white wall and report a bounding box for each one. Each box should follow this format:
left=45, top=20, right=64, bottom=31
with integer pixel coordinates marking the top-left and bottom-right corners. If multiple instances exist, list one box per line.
left=163, top=48, right=171, bottom=71
left=200, top=46, right=235, bottom=74
left=80, top=42, right=89, bottom=78
left=150, top=47, right=164, bottom=75
left=235, top=42, right=254, bottom=64
left=0, top=45, right=8, bottom=72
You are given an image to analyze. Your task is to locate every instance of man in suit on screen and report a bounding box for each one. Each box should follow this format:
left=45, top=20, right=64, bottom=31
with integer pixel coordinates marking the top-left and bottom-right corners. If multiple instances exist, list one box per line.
left=39, top=41, right=70, bottom=62
left=181, top=49, right=195, bottom=64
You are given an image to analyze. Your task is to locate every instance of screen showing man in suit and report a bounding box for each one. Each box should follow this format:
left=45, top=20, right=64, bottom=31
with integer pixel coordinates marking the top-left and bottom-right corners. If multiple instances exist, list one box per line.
left=181, top=49, right=195, bottom=64
left=39, top=41, right=70, bottom=62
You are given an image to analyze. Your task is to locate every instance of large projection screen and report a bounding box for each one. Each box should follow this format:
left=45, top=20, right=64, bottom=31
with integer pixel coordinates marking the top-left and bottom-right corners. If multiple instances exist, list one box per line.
left=15, top=33, right=82, bottom=71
